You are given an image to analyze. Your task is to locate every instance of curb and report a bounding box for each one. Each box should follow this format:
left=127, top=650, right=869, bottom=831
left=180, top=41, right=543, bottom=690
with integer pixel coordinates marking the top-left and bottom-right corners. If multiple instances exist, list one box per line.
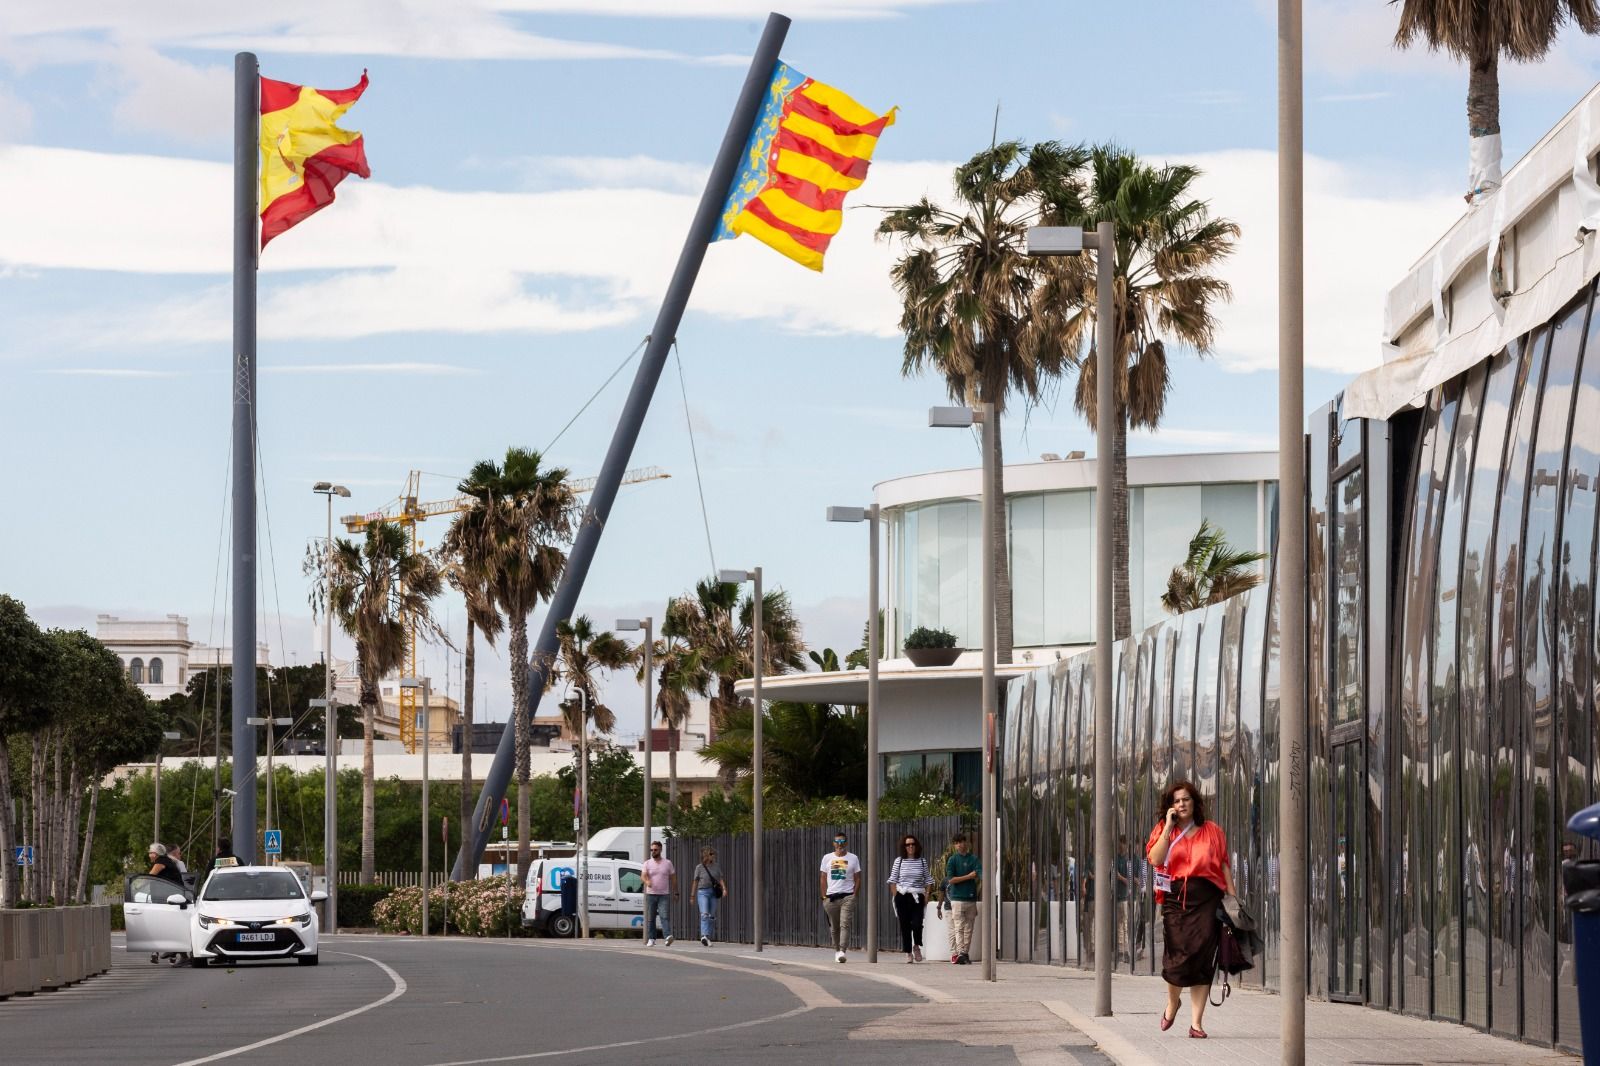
left=1041, top=1000, right=1158, bottom=1066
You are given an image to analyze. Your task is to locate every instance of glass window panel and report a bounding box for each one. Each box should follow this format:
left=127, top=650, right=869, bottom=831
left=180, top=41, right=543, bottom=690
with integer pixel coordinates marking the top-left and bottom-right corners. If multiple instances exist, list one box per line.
left=1139, top=486, right=1204, bottom=634
left=1261, top=548, right=1282, bottom=986
left=1010, top=494, right=1045, bottom=649
left=938, top=501, right=978, bottom=650
left=1045, top=490, right=1094, bottom=644
left=1128, top=636, right=1155, bottom=973
left=1078, top=659, right=1096, bottom=966
left=1195, top=608, right=1223, bottom=818
left=1130, top=488, right=1146, bottom=632
left=1216, top=595, right=1249, bottom=980
left=1202, top=482, right=1264, bottom=560
left=1307, top=408, right=1333, bottom=999
left=1237, top=585, right=1267, bottom=984
left=1172, top=610, right=1202, bottom=783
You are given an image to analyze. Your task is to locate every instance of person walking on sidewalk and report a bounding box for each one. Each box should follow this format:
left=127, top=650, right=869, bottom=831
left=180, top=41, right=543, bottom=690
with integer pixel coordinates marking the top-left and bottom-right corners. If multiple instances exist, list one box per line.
left=692, top=846, right=727, bottom=947
left=643, top=840, right=677, bottom=946
left=944, top=833, right=980, bottom=964
left=888, top=833, right=935, bottom=962
left=819, top=832, right=862, bottom=963
left=1147, top=779, right=1234, bottom=1039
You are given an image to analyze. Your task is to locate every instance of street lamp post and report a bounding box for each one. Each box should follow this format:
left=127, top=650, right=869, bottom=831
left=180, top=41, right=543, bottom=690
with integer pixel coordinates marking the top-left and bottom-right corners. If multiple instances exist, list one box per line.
left=616, top=616, right=654, bottom=944
left=928, top=403, right=996, bottom=981
left=152, top=731, right=181, bottom=843
left=717, top=566, right=763, bottom=952
left=576, top=686, right=591, bottom=939
left=245, top=715, right=292, bottom=862
left=1025, top=222, right=1116, bottom=1013
left=826, top=505, right=880, bottom=963
left=313, top=481, right=350, bottom=931
left=400, top=676, right=432, bottom=936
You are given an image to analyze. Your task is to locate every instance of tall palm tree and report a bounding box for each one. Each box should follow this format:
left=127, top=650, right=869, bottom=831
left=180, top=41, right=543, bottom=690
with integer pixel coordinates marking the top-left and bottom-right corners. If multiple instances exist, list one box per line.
left=1393, top=0, right=1600, bottom=202
left=1160, top=519, right=1268, bottom=615
left=319, top=520, right=446, bottom=882
left=1039, top=144, right=1239, bottom=640
left=458, top=447, right=576, bottom=876
left=550, top=615, right=632, bottom=739
left=643, top=637, right=707, bottom=818
left=878, top=139, right=1087, bottom=664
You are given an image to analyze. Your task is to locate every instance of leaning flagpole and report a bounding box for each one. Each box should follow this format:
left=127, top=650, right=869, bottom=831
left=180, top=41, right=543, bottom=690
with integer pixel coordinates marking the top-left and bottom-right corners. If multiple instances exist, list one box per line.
left=452, top=12, right=791, bottom=880
left=231, top=52, right=260, bottom=865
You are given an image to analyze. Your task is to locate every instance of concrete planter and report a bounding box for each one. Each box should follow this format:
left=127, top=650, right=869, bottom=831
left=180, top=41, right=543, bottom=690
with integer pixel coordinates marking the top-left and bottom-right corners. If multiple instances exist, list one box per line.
left=905, top=647, right=961, bottom=667
left=0, top=906, right=110, bottom=999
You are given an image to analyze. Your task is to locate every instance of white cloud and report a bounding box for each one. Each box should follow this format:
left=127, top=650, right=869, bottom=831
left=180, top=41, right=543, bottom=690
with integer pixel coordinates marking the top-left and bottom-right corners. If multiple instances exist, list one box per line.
left=105, top=45, right=232, bottom=144
left=488, top=155, right=709, bottom=194
left=0, top=82, right=32, bottom=143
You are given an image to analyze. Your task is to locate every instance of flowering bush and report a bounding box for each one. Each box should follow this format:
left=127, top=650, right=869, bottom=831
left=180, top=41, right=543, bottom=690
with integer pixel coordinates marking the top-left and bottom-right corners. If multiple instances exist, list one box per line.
left=371, top=874, right=534, bottom=938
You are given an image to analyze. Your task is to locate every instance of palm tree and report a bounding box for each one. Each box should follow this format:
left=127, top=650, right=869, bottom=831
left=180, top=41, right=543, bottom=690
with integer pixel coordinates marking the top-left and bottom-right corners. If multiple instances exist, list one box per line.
left=643, top=637, right=707, bottom=818
left=1160, top=519, right=1268, bottom=615
left=1039, top=144, right=1239, bottom=640
left=318, top=520, right=446, bottom=882
left=550, top=615, right=632, bottom=739
left=458, top=447, right=576, bottom=876
left=1393, top=0, right=1600, bottom=202
left=877, top=139, right=1087, bottom=664
left=438, top=506, right=505, bottom=872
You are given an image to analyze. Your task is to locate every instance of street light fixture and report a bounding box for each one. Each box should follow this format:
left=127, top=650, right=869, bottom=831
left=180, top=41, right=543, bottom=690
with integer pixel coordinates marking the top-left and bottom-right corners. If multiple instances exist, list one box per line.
left=570, top=685, right=592, bottom=939
left=246, top=715, right=293, bottom=862
left=826, top=504, right=881, bottom=963
left=1026, top=220, right=1117, bottom=1015
left=928, top=402, right=996, bottom=981
left=616, top=615, right=654, bottom=945
left=313, top=481, right=349, bottom=931
left=718, top=565, right=764, bottom=952
left=153, top=730, right=181, bottom=842
left=400, top=676, right=432, bottom=937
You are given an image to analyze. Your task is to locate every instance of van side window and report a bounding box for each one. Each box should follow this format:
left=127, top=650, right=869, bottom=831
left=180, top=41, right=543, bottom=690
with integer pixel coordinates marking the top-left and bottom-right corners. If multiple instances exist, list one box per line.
left=618, top=868, right=644, bottom=893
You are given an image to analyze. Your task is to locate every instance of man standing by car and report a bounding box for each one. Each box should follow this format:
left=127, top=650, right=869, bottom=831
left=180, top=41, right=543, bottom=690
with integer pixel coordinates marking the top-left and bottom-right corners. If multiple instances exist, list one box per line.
left=945, top=832, right=981, bottom=964
left=642, top=841, right=676, bottom=946
left=819, top=833, right=862, bottom=963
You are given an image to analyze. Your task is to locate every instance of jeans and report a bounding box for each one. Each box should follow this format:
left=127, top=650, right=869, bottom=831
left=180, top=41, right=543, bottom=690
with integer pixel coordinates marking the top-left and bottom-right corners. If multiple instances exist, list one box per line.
left=823, top=892, right=856, bottom=951
left=696, top=887, right=718, bottom=939
left=645, top=893, right=672, bottom=939
left=893, top=892, right=926, bottom=953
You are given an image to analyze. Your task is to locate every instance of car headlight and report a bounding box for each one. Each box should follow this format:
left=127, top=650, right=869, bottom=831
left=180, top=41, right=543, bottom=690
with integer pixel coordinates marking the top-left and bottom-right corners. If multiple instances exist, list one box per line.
left=197, top=913, right=237, bottom=929
left=273, top=912, right=313, bottom=927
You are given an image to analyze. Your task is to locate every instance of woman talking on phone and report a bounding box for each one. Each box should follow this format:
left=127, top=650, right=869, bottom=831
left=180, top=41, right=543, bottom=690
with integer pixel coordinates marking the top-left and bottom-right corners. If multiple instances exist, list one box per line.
left=1146, top=779, right=1234, bottom=1039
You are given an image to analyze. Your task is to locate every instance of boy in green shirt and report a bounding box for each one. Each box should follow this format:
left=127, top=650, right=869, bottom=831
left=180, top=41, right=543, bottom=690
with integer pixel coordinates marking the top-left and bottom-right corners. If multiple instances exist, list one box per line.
left=944, top=833, right=981, bottom=964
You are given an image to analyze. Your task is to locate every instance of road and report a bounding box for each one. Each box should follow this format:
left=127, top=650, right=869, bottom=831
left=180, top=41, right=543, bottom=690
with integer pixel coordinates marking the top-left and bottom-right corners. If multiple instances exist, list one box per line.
left=4, top=935, right=1110, bottom=1065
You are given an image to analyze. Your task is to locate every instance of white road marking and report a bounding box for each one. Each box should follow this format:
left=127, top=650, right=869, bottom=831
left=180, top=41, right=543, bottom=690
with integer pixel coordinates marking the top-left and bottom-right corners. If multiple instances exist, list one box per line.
left=166, top=952, right=407, bottom=1066
left=734, top=953, right=954, bottom=1003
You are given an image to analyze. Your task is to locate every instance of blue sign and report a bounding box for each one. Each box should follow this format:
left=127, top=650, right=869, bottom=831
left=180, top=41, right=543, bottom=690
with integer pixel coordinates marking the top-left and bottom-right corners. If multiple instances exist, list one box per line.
left=13, top=846, right=33, bottom=866
left=263, top=829, right=282, bottom=855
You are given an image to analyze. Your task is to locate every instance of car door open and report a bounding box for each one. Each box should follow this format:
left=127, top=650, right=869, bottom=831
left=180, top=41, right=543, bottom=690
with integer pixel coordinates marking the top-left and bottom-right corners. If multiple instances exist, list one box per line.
left=124, top=875, right=193, bottom=953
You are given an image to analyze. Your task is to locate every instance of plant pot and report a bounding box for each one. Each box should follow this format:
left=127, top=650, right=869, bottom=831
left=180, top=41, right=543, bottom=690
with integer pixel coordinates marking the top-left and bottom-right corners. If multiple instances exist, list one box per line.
left=905, top=647, right=961, bottom=668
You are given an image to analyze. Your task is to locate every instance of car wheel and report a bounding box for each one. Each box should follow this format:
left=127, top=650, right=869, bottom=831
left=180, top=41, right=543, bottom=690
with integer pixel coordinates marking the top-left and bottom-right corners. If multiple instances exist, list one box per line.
left=297, top=953, right=320, bottom=966
left=189, top=956, right=209, bottom=969
left=546, top=913, right=577, bottom=938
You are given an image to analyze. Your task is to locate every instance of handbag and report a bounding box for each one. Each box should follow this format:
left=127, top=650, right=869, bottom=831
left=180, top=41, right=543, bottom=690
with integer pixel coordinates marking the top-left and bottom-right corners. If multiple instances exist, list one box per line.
left=1209, top=910, right=1252, bottom=1006
left=703, top=866, right=724, bottom=898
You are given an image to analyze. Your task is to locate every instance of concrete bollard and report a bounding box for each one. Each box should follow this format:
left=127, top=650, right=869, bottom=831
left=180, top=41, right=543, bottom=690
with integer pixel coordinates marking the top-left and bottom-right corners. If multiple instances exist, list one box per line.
left=0, top=905, right=111, bottom=996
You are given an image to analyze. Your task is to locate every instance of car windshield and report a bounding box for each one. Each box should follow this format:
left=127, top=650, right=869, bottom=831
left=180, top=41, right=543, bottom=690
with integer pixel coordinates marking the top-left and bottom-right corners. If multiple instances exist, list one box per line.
left=202, top=870, right=306, bottom=902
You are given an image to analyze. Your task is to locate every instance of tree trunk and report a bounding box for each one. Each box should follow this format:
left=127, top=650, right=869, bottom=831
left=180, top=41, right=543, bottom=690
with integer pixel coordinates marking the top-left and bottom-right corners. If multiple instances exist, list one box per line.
left=991, top=408, right=1014, bottom=664
left=1112, top=411, right=1133, bottom=640
left=0, top=739, right=16, bottom=908
left=509, top=617, right=531, bottom=877
left=50, top=731, right=65, bottom=902
left=59, top=756, right=80, bottom=903
left=75, top=779, right=98, bottom=903
left=359, top=640, right=377, bottom=883
left=1466, top=44, right=1501, bottom=200
left=30, top=732, right=44, bottom=901
left=460, top=618, right=475, bottom=867
left=668, top=730, right=679, bottom=820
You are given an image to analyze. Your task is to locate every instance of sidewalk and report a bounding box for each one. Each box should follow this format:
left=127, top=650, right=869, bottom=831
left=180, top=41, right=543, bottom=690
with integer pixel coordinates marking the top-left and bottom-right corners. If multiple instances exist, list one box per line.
left=729, top=944, right=1578, bottom=1065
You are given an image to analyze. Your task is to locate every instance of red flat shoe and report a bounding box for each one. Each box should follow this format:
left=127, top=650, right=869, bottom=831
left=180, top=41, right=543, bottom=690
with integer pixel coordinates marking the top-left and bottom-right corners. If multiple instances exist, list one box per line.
left=1188, top=1026, right=1207, bottom=1039
left=1159, top=1007, right=1175, bottom=1031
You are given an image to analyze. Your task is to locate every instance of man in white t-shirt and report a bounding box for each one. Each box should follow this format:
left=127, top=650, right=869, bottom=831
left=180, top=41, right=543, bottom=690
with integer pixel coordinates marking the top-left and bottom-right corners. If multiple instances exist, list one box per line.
left=818, top=832, right=862, bottom=963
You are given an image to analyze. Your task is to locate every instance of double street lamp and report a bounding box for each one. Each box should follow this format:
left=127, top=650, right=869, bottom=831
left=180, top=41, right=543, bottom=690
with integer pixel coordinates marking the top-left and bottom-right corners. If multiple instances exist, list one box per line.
left=825, top=505, right=880, bottom=963
left=313, top=482, right=350, bottom=932
left=717, top=566, right=763, bottom=952
left=616, top=615, right=654, bottom=945
left=399, top=676, right=432, bottom=936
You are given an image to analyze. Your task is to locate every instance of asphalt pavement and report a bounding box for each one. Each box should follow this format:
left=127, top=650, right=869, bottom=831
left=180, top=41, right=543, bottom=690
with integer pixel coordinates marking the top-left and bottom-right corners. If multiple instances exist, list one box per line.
left=3, top=934, right=1111, bottom=1066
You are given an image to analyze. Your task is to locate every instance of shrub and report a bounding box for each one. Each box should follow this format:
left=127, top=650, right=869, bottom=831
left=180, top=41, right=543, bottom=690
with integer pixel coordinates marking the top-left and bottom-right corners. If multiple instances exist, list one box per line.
left=903, top=626, right=957, bottom=650
left=109, top=902, right=124, bottom=931
left=338, top=883, right=396, bottom=928
left=370, top=875, right=534, bottom=938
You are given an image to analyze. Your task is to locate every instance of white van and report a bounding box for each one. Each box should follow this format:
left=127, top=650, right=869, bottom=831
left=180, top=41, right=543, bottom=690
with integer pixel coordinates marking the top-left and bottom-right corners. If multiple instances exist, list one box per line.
left=521, top=856, right=646, bottom=936
left=583, top=826, right=667, bottom=863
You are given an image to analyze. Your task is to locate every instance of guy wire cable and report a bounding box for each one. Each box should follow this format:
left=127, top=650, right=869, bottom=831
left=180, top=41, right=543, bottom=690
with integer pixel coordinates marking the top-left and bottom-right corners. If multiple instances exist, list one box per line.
left=672, top=341, right=717, bottom=575
left=543, top=336, right=648, bottom=454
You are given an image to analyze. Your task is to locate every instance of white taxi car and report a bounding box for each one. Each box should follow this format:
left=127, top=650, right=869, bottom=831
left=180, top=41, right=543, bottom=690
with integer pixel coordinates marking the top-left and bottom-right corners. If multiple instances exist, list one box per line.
left=188, top=865, right=325, bottom=967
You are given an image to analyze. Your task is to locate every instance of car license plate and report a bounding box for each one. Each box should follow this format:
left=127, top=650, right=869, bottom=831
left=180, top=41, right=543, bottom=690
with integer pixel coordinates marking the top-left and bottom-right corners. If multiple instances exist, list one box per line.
left=238, top=932, right=274, bottom=943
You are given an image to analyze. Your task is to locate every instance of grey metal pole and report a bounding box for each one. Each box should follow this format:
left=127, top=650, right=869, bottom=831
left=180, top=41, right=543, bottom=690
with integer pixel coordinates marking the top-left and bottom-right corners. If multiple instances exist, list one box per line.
left=1278, top=0, right=1308, bottom=1059
left=452, top=12, right=791, bottom=880
left=642, top=617, right=654, bottom=945
left=979, top=400, right=996, bottom=982
left=1092, top=221, right=1116, bottom=1016
left=324, top=499, right=337, bottom=932
left=422, top=680, right=430, bottom=936
left=753, top=566, right=765, bottom=953
left=213, top=657, right=221, bottom=856
left=265, top=719, right=274, bottom=861
left=231, top=51, right=259, bottom=865
left=866, top=506, right=880, bottom=964
left=153, top=754, right=162, bottom=843
left=579, top=688, right=590, bottom=939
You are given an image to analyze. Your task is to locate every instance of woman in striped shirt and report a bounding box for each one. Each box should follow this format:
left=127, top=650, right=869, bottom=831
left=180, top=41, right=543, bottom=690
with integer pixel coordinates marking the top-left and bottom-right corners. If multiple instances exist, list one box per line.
left=888, top=834, right=935, bottom=962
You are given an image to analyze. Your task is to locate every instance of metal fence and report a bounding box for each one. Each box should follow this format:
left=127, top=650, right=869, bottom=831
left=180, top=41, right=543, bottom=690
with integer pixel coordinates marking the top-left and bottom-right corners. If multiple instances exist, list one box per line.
left=666, top=814, right=969, bottom=950
left=337, top=870, right=451, bottom=889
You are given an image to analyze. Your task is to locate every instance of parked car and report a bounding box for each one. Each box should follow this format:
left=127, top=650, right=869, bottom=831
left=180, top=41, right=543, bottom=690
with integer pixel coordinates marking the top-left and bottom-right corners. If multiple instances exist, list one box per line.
left=522, top=856, right=646, bottom=936
left=187, top=865, right=325, bottom=967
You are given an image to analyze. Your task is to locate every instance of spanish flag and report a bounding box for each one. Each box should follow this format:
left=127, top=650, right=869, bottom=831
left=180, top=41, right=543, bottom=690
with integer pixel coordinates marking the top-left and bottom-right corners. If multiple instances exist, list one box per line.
left=259, top=72, right=371, bottom=250
left=714, top=61, right=894, bottom=271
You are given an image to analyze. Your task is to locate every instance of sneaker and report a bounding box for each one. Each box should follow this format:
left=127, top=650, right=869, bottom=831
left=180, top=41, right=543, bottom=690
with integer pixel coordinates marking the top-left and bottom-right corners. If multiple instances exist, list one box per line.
left=700, top=936, right=710, bottom=947
left=836, top=951, right=846, bottom=964
left=951, top=954, right=960, bottom=964
left=646, top=939, right=656, bottom=947
left=665, top=935, right=674, bottom=946
left=913, top=946, right=923, bottom=962
left=958, top=953, right=971, bottom=965
left=906, top=955, right=916, bottom=964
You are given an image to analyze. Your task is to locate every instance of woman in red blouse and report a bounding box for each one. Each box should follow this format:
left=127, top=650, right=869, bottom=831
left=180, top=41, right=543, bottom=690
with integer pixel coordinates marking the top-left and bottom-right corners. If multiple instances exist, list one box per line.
left=1145, top=779, right=1234, bottom=1039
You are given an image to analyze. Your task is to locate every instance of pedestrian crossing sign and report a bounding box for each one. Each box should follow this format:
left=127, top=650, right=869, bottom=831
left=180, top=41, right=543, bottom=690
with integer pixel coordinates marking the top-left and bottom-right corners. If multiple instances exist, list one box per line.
left=264, top=829, right=282, bottom=855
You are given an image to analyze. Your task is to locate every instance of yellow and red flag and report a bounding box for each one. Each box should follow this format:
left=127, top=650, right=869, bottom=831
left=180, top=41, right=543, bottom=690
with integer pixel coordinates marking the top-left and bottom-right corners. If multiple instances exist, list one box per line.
left=259, top=71, right=371, bottom=250
left=714, top=61, right=894, bottom=271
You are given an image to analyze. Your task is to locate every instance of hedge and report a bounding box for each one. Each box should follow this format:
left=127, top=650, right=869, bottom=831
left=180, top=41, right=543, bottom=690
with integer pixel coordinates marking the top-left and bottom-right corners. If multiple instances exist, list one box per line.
left=372, top=875, right=532, bottom=937
left=338, top=883, right=396, bottom=928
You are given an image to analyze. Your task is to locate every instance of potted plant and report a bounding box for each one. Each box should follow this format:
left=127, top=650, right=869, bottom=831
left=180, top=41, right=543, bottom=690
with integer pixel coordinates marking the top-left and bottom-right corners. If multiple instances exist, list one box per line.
left=903, top=626, right=961, bottom=667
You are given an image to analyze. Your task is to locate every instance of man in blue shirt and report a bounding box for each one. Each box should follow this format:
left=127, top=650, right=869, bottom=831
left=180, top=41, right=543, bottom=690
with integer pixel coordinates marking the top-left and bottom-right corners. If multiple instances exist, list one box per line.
left=944, top=832, right=981, bottom=964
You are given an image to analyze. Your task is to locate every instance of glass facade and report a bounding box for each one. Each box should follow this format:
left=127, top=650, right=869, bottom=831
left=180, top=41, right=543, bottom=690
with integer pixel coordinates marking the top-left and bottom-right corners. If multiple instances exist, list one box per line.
left=997, top=281, right=1599, bottom=1054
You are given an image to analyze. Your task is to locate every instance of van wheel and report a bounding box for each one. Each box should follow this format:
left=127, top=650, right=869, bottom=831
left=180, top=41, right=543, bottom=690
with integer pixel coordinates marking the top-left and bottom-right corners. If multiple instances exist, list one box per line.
left=546, top=913, right=577, bottom=938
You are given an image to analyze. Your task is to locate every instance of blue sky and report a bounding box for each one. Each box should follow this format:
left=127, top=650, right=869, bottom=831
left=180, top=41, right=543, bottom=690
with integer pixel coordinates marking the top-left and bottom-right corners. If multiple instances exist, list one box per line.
left=4, top=0, right=1600, bottom=735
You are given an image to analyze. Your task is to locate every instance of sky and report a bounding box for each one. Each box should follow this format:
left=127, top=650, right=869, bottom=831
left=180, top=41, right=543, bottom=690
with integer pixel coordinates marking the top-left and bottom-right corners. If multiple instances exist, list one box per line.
left=4, top=0, right=1600, bottom=738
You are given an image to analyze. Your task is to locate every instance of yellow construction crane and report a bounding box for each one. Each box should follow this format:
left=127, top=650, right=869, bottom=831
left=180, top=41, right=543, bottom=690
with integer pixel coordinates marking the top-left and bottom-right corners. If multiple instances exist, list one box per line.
left=340, top=465, right=670, bottom=751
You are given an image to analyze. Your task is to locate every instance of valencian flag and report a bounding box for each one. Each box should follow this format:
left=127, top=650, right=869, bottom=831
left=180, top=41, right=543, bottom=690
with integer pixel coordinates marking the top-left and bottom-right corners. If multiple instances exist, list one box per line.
left=714, top=61, right=894, bottom=271
left=259, top=71, right=371, bottom=249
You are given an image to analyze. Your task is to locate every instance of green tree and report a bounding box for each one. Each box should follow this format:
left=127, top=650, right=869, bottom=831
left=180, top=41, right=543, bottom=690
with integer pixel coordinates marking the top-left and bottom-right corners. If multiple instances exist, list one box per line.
left=314, top=520, right=446, bottom=882
left=877, top=139, right=1086, bottom=663
left=1160, top=519, right=1268, bottom=615
left=1041, top=144, right=1239, bottom=639
left=0, top=595, right=56, bottom=907
left=555, top=748, right=644, bottom=835
left=1394, top=0, right=1600, bottom=202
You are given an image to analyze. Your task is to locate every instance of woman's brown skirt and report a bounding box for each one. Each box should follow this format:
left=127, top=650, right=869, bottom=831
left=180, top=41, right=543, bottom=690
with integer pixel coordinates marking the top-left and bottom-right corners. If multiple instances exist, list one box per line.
left=1161, top=876, right=1223, bottom=987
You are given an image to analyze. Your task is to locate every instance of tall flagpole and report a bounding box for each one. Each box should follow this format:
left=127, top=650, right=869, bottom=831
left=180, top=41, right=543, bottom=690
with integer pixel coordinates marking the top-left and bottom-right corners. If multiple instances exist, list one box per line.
left=453, top=12, right=792, bottom=879
left=232, top=52, right=260, bottom=865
